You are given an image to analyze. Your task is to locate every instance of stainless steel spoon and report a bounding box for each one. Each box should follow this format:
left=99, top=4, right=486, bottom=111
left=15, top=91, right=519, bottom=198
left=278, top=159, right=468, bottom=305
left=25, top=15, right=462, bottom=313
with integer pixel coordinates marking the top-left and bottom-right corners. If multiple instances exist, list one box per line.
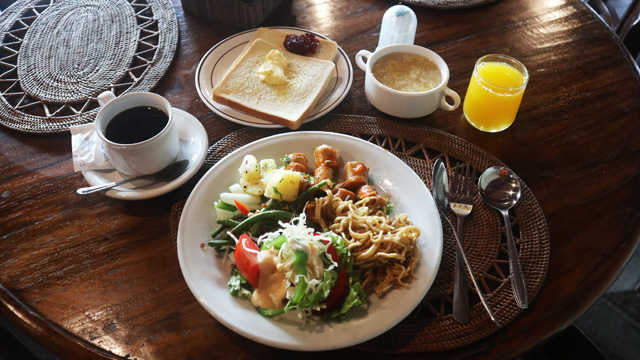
left=478, top=166, right=529, bottom=309
left=433, top=159, right=501, bottom=326
left=76, top=159, right=190, bottom=195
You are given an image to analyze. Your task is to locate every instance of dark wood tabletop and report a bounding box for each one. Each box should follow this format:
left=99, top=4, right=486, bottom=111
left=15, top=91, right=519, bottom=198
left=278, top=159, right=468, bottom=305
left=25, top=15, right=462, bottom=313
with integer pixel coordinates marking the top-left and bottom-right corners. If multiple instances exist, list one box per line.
left=1, top=0, right=639, bottom=358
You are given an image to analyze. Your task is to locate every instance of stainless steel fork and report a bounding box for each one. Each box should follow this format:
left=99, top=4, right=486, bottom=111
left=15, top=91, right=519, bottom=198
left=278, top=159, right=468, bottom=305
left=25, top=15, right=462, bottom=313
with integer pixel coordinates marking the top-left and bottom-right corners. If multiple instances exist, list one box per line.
left=449, top=163, right=475, bottom=324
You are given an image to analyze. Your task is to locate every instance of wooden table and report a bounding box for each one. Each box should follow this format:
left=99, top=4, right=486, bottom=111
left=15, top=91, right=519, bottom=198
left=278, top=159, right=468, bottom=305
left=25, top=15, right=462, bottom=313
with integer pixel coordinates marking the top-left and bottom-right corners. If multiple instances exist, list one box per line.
left=1, top=0, right=639, bottom=358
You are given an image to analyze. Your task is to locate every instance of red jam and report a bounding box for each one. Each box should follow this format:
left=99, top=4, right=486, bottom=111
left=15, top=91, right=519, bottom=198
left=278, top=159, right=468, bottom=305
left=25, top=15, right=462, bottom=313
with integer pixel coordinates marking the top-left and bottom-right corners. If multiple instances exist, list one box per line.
left=283, top=33, right=319, bottom=56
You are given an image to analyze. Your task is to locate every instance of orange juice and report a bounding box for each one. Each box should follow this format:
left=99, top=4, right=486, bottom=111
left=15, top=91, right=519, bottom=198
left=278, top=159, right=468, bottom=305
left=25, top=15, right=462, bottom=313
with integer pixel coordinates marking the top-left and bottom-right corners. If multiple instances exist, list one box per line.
left=463, top=55, right=528, bottom=132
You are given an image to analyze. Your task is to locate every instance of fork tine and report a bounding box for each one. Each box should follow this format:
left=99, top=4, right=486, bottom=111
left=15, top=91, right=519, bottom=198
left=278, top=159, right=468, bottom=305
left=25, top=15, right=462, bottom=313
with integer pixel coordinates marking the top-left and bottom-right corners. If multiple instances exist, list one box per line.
left=450, top=163, right=461, bottom=202
left=450, top=163, right=475, bottom=204
left=458, top=164, right=467, bottom=201
left=464, top=164, right=474, bottom=202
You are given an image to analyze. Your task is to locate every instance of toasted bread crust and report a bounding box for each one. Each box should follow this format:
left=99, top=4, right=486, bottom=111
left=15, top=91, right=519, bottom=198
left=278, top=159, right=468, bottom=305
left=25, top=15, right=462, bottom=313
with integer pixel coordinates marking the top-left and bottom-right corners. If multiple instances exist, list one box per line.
left=212, top=93, right=308, bottom=130
left=247, top=28, right=338, bottom=62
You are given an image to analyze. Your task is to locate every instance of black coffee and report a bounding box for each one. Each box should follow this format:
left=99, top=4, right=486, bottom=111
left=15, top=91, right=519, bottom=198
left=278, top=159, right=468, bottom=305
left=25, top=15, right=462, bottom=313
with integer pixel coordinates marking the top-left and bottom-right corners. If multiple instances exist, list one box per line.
left=104, top=106, right=169, bottom=144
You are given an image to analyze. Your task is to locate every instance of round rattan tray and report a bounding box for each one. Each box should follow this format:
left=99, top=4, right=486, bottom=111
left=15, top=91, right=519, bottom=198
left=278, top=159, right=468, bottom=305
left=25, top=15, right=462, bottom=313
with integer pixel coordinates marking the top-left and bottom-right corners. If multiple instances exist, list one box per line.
left=169, top=114, right=550, bottom=352
left=0, top=0, right=178, bottom=134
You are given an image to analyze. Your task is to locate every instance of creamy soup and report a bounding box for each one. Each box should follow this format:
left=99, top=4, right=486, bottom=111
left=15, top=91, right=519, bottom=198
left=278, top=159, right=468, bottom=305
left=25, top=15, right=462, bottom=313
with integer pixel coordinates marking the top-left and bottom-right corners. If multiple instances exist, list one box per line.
left=372, top=52, right=442, bottom=92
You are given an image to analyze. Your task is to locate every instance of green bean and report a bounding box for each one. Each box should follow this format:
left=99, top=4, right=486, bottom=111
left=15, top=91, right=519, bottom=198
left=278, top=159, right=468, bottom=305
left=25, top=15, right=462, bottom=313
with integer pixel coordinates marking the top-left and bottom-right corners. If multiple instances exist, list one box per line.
left=291, top=180, right=328, bottom=211
left=210, top=224, right=229, bottom=239
left=210, top=210, right=292, bottom=248
left=207, top=238, right=234, bottom=248
left=261, top=198, right=278, bottom=212
left=211, top=215, right=245, bottom=240
left=216, top=218, right=241, bottom=227
left=250, top=221, right=261, bottom=237
left=229, top=210, right=293, bottom=235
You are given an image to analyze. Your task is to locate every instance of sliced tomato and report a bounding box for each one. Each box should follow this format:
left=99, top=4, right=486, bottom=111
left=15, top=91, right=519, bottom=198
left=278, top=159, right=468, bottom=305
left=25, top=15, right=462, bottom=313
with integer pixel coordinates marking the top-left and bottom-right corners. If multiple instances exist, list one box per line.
left=314, top=240, right=348, bottom=315
left=234, top=233, right=260, bottom=288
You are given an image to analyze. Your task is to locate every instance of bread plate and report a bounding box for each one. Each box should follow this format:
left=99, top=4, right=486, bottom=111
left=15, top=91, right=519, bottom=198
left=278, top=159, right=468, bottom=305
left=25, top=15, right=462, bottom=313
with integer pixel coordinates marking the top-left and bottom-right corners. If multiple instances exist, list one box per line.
left=176, top=132, right=443, bottom=351
left=196, top=27, right=353, bottom=128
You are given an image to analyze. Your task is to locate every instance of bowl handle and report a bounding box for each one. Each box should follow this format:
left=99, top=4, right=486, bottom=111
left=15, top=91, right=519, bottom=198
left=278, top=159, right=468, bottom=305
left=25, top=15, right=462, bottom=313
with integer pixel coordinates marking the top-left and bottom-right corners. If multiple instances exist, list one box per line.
left=355, top=50, right=372, bottom=71
left=440, top=87, right=461, bottom=111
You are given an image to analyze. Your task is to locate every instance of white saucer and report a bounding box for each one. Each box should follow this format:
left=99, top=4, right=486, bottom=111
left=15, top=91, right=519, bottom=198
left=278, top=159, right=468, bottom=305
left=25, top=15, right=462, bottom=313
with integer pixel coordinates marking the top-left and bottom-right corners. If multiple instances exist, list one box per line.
left=195, top=26, right=353, bottom=128
left=82, top=108, right=208, bottom=200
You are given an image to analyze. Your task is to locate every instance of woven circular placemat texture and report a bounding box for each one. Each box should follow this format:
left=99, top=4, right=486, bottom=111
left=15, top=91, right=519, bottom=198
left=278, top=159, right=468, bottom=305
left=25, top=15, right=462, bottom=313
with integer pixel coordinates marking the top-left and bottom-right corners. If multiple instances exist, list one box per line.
left=0, top=0, right=178, bottom=134
left=401, top=0, right=501, bottom=9
left=169, top=114, right=550, bottom=352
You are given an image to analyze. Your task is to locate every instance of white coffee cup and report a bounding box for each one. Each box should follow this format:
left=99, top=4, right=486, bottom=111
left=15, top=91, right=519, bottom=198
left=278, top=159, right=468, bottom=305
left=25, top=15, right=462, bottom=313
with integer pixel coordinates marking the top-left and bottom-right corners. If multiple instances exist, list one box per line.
left=95, top=91, right=180, bottom=176
left=355, top=44, right=460, bottom=118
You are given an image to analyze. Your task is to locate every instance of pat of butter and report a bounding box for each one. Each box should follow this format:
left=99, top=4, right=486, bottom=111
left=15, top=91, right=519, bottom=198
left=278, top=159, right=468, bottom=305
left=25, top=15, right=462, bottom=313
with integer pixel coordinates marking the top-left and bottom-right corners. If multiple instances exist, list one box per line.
left=258, top=49, right=288, bottom=85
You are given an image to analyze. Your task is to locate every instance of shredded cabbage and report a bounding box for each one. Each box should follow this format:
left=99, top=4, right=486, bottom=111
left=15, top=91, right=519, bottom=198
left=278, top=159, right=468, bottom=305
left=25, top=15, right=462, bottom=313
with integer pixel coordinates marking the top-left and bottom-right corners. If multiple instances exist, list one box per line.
left=257, top=214, right=339, bottom=317
left=229, top=213, right=366, bottom=319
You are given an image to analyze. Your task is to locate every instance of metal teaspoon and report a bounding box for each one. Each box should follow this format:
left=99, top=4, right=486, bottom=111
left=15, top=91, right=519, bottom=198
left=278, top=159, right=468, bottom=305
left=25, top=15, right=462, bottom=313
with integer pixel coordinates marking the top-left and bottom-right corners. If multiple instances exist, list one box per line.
left=478, top=166, right=529, bottom=309
left=76, top=159, right=190, bottom=195
left=432, top=159, right=501, bottom=326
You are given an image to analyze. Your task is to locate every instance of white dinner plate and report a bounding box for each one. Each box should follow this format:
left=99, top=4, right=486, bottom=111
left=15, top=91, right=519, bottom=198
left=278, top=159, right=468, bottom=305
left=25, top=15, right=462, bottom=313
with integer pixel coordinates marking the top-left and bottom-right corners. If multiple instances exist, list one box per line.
left=82, top=108, right=208, bottom=200
left=195, top=27, right=353, bottom=128
left=177, top=132, right=443, bottom=351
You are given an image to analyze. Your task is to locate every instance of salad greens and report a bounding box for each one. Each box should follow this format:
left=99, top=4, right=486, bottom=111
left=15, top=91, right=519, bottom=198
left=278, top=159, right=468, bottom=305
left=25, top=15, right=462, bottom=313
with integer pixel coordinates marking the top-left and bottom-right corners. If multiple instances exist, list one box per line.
left=224, top=214, right=366, bottom=319
left=210, top=153, right=368, bottom=319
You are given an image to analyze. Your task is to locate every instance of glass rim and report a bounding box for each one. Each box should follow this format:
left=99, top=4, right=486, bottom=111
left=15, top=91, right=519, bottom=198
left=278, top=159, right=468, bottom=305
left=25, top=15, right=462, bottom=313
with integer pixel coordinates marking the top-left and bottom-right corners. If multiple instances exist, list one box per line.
left=474, top=54, right=529, bottom=90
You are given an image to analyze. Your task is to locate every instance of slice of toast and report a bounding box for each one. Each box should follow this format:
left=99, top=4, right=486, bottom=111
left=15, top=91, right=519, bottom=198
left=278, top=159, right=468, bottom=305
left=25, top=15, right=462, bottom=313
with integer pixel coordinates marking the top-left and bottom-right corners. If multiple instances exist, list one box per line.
left=212, top=39, right=336, bottom=130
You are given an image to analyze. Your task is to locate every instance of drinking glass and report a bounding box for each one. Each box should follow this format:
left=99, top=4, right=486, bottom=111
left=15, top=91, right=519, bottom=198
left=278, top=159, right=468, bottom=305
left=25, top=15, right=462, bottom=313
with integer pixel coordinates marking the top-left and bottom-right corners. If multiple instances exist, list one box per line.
left=463, top=54, right=529, bottom=132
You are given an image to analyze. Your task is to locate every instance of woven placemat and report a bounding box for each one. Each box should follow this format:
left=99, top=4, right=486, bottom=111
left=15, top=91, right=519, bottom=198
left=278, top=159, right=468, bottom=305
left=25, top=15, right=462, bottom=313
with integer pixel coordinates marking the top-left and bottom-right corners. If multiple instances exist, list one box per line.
left=169, top=114, right=550, bottom=352
left=401, top=0, right=501, bottom=9
left=0, top=0, right=178, bottom=134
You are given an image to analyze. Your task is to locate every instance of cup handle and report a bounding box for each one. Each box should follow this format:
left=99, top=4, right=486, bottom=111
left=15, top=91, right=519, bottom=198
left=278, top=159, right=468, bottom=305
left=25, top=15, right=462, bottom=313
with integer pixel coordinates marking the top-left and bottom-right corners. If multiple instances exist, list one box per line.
left=440, top=88, right=461, bottom=111
left=355, top=50, right=372, bottom=71
left=97, top=91, right=116, bottom=107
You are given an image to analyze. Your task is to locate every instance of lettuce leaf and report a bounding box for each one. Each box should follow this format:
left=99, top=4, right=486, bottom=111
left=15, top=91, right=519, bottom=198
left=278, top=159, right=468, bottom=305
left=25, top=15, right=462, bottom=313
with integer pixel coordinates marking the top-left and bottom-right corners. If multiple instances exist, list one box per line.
left=228, top=266, right=253, bottom=300
left=325, top=233, right=367, bottom=318
left=333, top=280, right=366, bottom=317
left=284, top=269, right=338, bottom=316
left=228, top=229, right=367, bottom=319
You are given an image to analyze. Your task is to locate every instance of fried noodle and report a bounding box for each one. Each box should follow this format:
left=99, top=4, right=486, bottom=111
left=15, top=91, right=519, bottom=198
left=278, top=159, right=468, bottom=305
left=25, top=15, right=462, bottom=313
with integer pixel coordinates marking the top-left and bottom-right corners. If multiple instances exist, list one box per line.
left=313, top=190, right=420, bottom=297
